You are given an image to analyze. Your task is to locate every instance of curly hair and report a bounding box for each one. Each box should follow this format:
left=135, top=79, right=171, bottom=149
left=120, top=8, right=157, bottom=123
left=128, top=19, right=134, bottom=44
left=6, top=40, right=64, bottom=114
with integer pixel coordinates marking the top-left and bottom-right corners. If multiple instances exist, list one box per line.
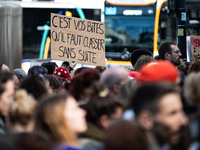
left=130, top=49, right=152, bottom=67
left=68, top=68, right=100, bottom=101
left=9, top=90, right=36, bottom=126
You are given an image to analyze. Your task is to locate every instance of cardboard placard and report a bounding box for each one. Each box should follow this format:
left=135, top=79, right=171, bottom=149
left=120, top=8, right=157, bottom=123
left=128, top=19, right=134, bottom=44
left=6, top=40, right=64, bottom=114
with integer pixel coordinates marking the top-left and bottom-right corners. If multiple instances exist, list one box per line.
left=51, top=13, right=106, bottom=67
left=190, top=35, right=200, bottom=62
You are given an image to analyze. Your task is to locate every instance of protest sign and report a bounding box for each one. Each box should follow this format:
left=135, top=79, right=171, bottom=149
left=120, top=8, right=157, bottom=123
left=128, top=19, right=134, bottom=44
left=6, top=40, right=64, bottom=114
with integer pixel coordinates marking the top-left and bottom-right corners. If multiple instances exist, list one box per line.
left=51, top=13, right=106, bottom=66
left=190, top=35, right=200, bottom=62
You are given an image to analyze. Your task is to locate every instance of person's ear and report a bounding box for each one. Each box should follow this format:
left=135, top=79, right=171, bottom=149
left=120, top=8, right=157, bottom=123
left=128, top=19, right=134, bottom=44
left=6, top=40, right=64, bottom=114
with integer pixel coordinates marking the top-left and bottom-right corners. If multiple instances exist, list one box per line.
left=165, top=53, right=170, bottom=60
left=99, top=114, right=109, bottom=129
left=137, top=110, right=154, bottom=130
left=113, top=84, right=119, bottom=94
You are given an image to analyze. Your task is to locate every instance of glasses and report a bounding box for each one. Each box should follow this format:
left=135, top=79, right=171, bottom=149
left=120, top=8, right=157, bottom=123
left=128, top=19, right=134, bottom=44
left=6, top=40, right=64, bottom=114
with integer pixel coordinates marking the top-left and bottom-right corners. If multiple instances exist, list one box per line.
left=173, top=50, right=181, bottom=54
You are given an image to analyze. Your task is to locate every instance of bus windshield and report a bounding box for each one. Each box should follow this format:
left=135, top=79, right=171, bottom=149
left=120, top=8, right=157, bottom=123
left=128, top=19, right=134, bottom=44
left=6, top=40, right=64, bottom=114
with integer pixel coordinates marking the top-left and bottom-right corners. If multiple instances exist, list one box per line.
left=105, top=4, right=155, bottom=60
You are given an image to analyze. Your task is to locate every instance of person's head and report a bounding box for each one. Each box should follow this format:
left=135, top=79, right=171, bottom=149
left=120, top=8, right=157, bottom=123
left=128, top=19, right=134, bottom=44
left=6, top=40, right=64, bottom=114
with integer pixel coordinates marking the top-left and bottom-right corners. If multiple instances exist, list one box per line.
left=0, top=63, right=10, bottom=72
left=188, top=61, right=200, bottom=73
left=154, top=55, right=162, bottom=60
left=100, top=67, right=129, bottom=95
left=68, top=68, right=100, bottom=101
left=74, top=67, right=90, bottom=76
left=28, top=66, right=48, bottom=76
left=41, top=62, right=58, bottom=74
left=130, top=49, right=152, bottom=68
left=35, top=93, right=87, bottom=145
left=61, top=61, right=70, bottom=68
left=44, top=75, right=62, bottom=93
left=0, top=72, right=14, bottom=116
left=4, top=132, right=53, bottom=150
left=95, top=66, right=106, bottom=73
left=134, top=55, right=154, bottom=71
left=19, top=75, right=51, bottom=101
left=105, top=120, right=149, bottom=150
left=158, top=42, right=182, bottom=66
left=184, top=72, right=200, bottom=106
left=13, top=68, right=27, bottom=83
left=184, top=61, right=193, bottom=75
left=116, top=80, right=137, bottom=109
left=9, top=90, right=36, bottom=133
left=131, top=83, right=188, bottom=146
left=82, top=82, right=123, bottom=130
left=135, top=61, right=180, bottom=87
left=53, top=67, right=71, bottom=80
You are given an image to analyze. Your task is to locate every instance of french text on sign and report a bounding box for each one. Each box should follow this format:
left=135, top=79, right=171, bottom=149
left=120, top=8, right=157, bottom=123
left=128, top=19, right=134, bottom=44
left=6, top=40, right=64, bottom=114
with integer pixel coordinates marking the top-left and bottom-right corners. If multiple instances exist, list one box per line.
left=51, top=13, right=106, bottom=67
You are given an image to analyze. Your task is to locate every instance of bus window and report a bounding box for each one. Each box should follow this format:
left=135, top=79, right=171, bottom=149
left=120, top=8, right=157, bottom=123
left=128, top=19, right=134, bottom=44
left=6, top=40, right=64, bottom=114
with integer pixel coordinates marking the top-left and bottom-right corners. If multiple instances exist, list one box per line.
left=105, top=3, right=156, bottom=60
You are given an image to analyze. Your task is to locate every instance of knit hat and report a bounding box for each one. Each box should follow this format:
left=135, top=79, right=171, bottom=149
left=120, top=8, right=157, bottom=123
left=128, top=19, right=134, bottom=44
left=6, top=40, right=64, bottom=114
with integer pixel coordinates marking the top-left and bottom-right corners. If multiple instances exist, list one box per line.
left=53, top=67, right=71, bottom=80
left=135, top=61, right=179, bottom=83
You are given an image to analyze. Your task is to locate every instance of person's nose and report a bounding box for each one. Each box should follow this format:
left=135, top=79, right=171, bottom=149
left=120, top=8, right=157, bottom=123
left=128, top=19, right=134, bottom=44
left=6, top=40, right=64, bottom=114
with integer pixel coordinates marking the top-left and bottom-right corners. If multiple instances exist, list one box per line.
left=179, top=111, right=188, bottom=126
left=179, top=51, right=182, bottom=57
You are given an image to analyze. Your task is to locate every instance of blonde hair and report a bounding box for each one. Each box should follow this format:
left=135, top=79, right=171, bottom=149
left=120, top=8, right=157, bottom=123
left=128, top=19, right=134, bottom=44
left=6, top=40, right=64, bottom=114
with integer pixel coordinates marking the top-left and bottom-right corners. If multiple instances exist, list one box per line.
left=35, top=94, right=78, bottom=146
left=9, top=90, right=36, bottom=126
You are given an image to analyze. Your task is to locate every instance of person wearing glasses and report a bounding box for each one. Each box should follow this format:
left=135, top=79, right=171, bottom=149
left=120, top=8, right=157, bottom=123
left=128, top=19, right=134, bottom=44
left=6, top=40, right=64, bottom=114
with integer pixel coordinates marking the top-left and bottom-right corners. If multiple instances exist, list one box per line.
left=158, top=42, right=182, bottom=66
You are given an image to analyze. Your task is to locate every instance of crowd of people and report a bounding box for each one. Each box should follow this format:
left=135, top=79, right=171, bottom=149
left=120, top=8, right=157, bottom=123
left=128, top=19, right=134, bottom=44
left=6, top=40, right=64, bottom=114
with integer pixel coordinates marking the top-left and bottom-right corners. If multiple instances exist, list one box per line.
left=0, top=41, right=200, bottom=150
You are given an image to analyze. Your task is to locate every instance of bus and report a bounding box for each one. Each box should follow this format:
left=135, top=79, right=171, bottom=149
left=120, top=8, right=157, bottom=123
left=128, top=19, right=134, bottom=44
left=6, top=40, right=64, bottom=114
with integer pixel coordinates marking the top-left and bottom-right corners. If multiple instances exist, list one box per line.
left=104, top=0, right=200, bottom=62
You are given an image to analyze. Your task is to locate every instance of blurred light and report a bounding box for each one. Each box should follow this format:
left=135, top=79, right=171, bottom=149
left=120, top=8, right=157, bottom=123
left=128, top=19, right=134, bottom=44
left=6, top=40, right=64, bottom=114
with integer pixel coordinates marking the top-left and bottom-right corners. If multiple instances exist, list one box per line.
left=189, top=20, right=200, bottom=24
left=105, top=7, right=117, bottom=15
left=148, top=9, right=153, bottom=14
left=105, top=38, right=112, bottom=43
left=37, top=26, right=51, bottom=31
left=123, top=10, right=142, bottom=15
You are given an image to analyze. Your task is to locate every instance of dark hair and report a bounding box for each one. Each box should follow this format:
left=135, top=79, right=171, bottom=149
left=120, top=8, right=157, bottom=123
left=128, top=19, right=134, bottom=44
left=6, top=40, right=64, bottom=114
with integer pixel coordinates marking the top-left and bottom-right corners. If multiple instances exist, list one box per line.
left=44, top=75, right=62, bottom=93
left=131, top=83, right=178, bottom=116
left=0, top=63, right=2, bottom=71
left=154, top=55, right=162, bottom=60
left=68, top=68, right=100, bottom=101
left=14, top=132, right=52, bottom=150
left=134, top=55, right=154, bottom=71
left=0, top=132, right=52, bottom=150
left=82, top=82, right=122, bottom=127
left=19, top=75, right=49, bottom=101
left=158, top=42, right=177, bottom=60
left=95, top=66, right=106, bottom=73
left=74, top=67, right=90, bottom=76
left=0, top=72, right=14, bottom=96
left=105, top=120, right=149, bottom=150
left=41, top=62, right=58, bottom=74
left=61, top=61, right=70, bottom=68
left=189, top=61, right=200, bottom=73
left=130, top=49, right=152, bottom=67
left=28, top=66, right=48, bottom=76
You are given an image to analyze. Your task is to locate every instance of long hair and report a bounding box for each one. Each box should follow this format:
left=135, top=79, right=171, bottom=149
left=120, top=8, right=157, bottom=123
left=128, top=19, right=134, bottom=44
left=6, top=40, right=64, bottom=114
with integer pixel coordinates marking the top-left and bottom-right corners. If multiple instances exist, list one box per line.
left=35, top=93, right=77, bottom=146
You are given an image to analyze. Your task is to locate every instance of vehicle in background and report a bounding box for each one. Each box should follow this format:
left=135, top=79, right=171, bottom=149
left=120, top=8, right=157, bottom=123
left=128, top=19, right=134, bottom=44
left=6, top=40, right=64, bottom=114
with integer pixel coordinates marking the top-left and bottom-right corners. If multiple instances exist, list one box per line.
left=104, top=0, right=200, bottom=61
left=1, top=0, right=200, bottom=70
